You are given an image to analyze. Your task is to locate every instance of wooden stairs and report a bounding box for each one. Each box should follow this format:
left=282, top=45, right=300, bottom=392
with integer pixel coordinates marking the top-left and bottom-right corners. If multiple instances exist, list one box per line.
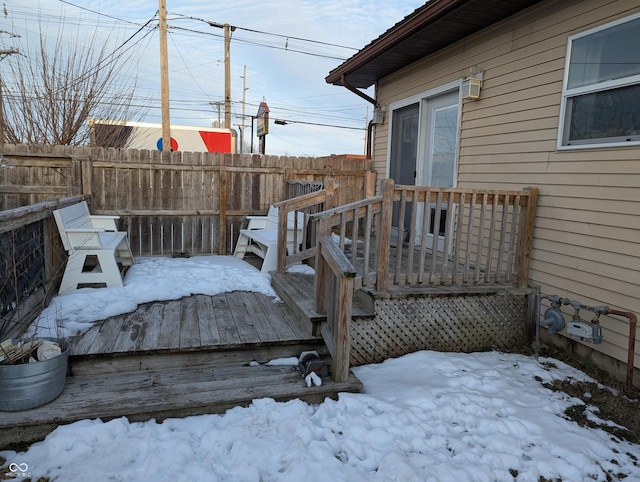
left=270, top=271, right=376, bottom=336
left=0, top=289, right=364, bottom=450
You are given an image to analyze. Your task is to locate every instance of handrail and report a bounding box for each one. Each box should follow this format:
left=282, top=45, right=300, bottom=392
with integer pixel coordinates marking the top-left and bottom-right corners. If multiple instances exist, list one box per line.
left=0, top=195, right=90, bottom=233
left=314, top=235, right=356, bottom=383
left=310, top=193, right=387, bottom=290
left=0, top=195, right=90, bottom=339
left=307, top=179, right=538, bottom=291
left=273, top=178, right=337, bottom=272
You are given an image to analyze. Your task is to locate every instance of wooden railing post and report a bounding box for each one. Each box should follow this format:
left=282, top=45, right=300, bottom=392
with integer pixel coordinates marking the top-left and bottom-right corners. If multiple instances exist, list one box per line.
left=376, top=179, right=394, bottom=291
left=517, top=186, right=538, bottom=288
left=276, top=205, right=289, bottom=273
left=331, top=269, right=354, bottom=383
left=315, top=236, right=356, bottom=383
left=314, top=235, right=328, bottom=315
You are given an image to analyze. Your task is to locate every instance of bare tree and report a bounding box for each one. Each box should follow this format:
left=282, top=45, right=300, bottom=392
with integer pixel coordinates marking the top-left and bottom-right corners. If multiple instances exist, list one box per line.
left=1, top=18, right=150, bottom=146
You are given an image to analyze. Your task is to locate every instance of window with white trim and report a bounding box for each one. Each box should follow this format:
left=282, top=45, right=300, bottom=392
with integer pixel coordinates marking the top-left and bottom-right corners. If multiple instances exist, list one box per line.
left=559, top=13, right=640, bottom=148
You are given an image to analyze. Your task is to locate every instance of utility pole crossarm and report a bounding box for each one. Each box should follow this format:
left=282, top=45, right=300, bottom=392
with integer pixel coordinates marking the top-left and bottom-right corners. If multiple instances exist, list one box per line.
left=0, top=48, right=19, bottom=60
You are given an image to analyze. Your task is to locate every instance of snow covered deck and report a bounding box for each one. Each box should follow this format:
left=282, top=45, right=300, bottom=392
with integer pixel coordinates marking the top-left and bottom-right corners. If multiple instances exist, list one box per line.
left=1, top=257, right=363, bottom=449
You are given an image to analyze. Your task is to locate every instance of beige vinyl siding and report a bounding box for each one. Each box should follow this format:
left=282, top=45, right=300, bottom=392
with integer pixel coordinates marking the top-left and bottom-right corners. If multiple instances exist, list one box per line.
left=374, top=0, right=640, bottom=367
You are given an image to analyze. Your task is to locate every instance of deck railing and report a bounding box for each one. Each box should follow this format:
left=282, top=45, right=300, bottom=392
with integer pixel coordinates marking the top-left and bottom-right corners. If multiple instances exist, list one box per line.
left=289, top=179, right=538, bottom=292
left=0, top=196, right=85, bottom=338
left=314, top=235, right=356, bottom=383
left=387, top=181, right=538, bottom=290
left=276, top=179, right=536, bottom=381
left=273, top=178, right=337, bottom=272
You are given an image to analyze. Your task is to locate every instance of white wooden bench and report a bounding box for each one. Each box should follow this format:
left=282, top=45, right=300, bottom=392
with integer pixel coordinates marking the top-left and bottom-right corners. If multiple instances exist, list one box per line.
left=233, top=206, right=305, bottom=272
left=53, top=201, right=134, bottom=294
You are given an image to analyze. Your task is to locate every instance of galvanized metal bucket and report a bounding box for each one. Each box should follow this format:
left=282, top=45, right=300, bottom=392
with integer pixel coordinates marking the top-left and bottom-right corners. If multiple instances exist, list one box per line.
left=0, top=338, right=69, bottom=411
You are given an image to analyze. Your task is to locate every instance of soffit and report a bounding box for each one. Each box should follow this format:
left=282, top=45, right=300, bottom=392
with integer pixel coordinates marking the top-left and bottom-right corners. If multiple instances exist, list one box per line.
left=326, top=0, right=545, bottom=89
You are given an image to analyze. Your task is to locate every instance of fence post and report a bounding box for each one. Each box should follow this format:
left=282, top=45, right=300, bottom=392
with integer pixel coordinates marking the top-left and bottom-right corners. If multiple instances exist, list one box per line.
left=79, top=156, right=93, bottom=197
left=325, top=177, right=336, bottom=210
left=517, top=186, right=538, bottom=289
left=376, top=179, right=394, bottom=291
left=218, top=160, right=227, bottom=254
left=365, top=171, right=376, bottom=198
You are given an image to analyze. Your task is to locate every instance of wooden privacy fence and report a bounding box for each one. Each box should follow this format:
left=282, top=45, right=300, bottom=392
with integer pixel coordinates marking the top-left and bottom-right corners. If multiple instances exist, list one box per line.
left=286, top=179, right=537, bottom=291
left=0, top=145, right=373, bottom=256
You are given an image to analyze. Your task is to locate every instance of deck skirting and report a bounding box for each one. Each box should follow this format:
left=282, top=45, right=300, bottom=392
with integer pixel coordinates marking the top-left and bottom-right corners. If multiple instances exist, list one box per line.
left=350, top=286, right=537, bottom=366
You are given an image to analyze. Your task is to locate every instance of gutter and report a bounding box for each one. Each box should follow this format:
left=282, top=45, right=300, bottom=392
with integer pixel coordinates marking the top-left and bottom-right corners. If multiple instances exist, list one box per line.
left=337, top=75, right=378, bottom=160
left=326, top=0, right=466, bottom=86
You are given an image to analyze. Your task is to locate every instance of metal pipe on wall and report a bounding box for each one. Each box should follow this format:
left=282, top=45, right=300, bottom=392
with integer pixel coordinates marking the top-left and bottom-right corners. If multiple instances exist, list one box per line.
left=536, top=294, right=637, bottom=397
left=605, top=307, right=637, bottom=398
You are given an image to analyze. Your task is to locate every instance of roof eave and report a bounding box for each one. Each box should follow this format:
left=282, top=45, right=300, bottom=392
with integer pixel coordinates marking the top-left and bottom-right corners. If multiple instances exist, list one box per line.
left=325, top=0, right=467, bottom=87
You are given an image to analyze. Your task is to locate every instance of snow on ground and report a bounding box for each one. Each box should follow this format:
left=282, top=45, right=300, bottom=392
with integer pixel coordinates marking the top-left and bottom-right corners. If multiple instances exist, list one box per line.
left=4, top=255, right=640, bottom=481
left=2, top=351, right=640, bottom=481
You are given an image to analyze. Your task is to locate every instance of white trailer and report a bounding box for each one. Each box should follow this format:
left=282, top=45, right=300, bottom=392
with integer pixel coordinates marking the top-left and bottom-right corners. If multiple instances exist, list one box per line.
left=90, top=120, right=236, bottom=153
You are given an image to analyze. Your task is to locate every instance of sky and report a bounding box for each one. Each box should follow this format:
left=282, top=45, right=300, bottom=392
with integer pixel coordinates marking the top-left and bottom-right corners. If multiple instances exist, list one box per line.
left=0, top=0, right=426, bottom=157
left=3, top=254, right=640, bottom=481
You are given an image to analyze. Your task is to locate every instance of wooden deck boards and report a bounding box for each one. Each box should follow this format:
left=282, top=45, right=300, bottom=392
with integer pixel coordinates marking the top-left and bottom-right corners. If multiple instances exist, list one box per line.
left=71, top=292, right=317, bottom=357
left=1, top=288, right=364, bottom=449
left=1, top=353, right=363, bottom=448
left=270, top=272, right=375, bottom=323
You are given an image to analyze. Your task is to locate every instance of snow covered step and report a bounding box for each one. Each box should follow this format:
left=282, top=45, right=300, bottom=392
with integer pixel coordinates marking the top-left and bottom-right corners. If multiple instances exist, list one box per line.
left=0, top=349, right=363, bottom=449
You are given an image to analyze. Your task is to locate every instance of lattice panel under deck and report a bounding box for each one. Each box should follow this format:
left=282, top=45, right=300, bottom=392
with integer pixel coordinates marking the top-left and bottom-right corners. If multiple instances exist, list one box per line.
left=350, top=293, right=530, bottom=366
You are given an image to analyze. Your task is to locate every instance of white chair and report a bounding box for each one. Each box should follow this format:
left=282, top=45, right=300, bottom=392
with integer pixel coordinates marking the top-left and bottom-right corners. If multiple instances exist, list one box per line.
left=53, top=201, right=134, bottom=294
left=234, top=206, right=305, bottom=272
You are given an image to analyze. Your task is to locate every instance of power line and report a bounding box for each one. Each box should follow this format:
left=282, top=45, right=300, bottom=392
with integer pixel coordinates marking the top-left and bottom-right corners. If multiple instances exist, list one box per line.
left=270, top=118, right=365, bottom=130
left=169, top=12, right=358, bottom=51
left=4, top=2, right=370, bottom=145
left=164, top=23, right=350, bottom=62
left=166, top=13, right=355, bottom=61
left=57, top=0, right=154, bottom=27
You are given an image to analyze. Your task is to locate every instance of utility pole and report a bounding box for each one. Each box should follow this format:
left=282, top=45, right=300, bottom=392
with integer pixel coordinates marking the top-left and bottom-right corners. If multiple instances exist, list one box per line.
left=209, top=101, right=222, bottom=126
left=240, top=65, right=247, bottom=153
left=158, top=0, right=171, bottom=151
left=0, top=46, right=20, bottom=146
left=223, top=24, right=232, bottom=129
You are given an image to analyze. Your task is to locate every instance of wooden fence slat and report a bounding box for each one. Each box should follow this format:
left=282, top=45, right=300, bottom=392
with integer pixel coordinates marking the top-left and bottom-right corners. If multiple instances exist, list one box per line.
left=2, top=148, right=371, bottom=258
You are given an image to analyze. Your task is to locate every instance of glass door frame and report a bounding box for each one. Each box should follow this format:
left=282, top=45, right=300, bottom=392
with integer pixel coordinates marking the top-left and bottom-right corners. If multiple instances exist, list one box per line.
left=386, top=81, right=462, bottom=254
